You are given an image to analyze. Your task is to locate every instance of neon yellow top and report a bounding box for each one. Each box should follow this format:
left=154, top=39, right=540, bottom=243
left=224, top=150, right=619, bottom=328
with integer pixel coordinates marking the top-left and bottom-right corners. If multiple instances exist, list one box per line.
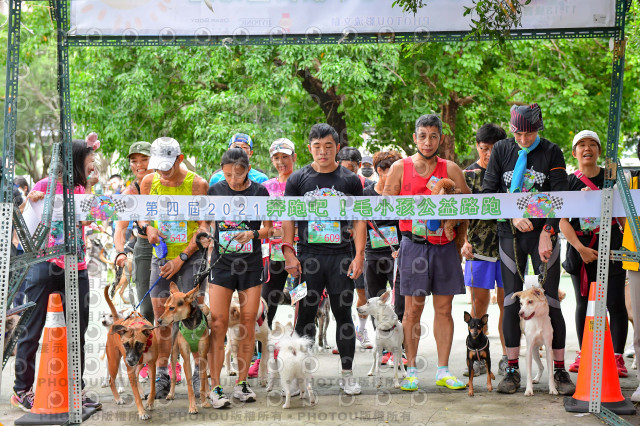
left=622, top=174, right=638, bottom=271
left=150, top=171, right=198, bottom=260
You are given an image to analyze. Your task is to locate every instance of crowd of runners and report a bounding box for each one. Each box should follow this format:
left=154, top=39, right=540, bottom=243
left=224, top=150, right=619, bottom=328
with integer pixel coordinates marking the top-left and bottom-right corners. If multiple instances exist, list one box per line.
left=11, top=103, right=640, bottom=412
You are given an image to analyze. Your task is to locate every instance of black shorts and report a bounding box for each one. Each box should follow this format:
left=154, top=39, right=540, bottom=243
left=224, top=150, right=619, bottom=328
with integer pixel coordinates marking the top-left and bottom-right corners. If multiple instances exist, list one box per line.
left=298, top=252, right=354, bottom=298
left=209, top=267, right=264, bottom=292
left=364, top=256, right=396, bottom=299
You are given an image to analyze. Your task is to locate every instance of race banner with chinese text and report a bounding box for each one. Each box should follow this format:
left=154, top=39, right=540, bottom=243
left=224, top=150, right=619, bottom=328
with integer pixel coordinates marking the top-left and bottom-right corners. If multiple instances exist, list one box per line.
left=68, top=190, right=640, bottom=222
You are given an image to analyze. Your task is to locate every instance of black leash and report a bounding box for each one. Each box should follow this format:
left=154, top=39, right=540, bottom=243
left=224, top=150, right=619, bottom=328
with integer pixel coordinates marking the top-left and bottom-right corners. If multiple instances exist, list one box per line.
left=509, top=221, right=549, bottom=287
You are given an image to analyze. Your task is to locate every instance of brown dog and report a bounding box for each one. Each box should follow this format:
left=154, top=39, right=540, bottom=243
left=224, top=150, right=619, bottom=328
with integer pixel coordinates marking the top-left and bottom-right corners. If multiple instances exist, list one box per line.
left=431, top=178, right=469, bottom=260
left=157, top=282, right=213, bottom=413
left=104, top=286, right=158, bottom=420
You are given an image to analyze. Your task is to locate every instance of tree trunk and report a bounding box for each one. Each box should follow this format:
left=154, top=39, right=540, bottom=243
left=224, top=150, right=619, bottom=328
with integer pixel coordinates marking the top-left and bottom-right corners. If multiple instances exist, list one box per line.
left=440, top=96, right=459, bottom=163
left=296, top=68, right=348, bottom=146
left=440, top=92, right=474, bottom=163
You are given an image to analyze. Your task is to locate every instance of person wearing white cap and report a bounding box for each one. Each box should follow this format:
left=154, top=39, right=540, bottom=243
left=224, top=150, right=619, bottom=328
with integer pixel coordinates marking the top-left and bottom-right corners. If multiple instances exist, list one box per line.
left=560, top=130, right=628, bottom=378
left=137, top=137, right=210, bottom=399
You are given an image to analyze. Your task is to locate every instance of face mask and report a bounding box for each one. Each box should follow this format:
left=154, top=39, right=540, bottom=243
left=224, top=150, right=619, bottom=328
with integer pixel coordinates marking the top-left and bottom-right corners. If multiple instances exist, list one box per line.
left=361, top=167, right=374, bottom=177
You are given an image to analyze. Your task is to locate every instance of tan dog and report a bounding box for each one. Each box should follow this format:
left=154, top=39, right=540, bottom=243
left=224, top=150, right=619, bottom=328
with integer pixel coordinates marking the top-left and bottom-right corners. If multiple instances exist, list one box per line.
left=225, top=292, right=270, bottom=386
left=431, top=178, right=469, bottom=260
left=157, top=282, right=212, bottom=413
left=104, top=286, right=158, bottom=420
left=512, top=287, right=557, bottom=396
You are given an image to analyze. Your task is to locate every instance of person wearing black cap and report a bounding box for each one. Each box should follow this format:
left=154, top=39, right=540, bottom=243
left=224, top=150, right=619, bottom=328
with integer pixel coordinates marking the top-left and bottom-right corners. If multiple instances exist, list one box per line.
left=482, top=103, right=574, bottom=395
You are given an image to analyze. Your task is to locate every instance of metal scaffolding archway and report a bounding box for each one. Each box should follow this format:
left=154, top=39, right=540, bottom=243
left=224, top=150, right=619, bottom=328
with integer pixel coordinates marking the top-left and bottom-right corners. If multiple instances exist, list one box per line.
left=1, top=0, right=637, bottom=424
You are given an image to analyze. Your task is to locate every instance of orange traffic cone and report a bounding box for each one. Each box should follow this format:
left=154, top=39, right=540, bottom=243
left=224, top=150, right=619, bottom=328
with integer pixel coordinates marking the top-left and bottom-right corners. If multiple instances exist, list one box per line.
left=564, top=283, right=635, bottom=414
left=15, top=293, right=96, bottom=425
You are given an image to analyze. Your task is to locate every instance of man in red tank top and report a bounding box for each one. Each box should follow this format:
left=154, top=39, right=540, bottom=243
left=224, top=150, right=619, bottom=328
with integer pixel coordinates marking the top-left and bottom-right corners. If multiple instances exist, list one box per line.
left=383, top=114, right=470, bottom=391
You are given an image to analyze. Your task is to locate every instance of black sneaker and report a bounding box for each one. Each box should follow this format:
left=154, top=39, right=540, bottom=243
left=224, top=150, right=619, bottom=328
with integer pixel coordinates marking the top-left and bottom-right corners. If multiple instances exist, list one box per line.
left=496, top=367, right=521, bottom=394
left=554, top=369, right=576, bottom=395
left=192, top=368, right=201, bottom=399
left=10, top=389, right=34, bottom=412
left=82, top=392, right=103, bottom=411
left=149, top=372, right=171, bottom=400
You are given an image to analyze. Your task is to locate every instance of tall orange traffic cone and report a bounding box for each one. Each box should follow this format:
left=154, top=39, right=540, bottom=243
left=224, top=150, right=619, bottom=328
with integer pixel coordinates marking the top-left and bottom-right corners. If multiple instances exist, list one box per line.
left=564, top=283, right=635, bottom=414
left=15, top=293, right=96, bottom=425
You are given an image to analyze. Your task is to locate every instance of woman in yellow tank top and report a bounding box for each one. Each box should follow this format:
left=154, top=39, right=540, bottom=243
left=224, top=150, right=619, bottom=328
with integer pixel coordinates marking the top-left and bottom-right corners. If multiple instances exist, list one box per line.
left=137, top=138, right=210, bottom=400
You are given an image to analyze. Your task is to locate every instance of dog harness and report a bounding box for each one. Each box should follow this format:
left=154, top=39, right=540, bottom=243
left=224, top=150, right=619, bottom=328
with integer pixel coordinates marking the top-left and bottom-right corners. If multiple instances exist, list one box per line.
left=130, top=321, right=153, bottom=354
left=179, top=312, right=208, bottom=353
left=467, top=339, right=489, bottom=362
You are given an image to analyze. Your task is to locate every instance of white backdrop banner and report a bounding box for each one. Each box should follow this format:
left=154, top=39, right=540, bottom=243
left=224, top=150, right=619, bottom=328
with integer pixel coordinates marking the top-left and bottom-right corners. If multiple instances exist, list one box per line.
left=62, top=190, right=640, bottom=222
left=70, top=0, right=616, bottom=37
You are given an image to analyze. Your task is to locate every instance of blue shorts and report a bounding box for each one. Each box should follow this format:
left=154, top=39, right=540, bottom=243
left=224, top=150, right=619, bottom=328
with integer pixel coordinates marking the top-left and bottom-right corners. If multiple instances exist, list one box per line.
left=464, top=260, right=503, bottom=290
left=398, top=238, right=465, bottom=297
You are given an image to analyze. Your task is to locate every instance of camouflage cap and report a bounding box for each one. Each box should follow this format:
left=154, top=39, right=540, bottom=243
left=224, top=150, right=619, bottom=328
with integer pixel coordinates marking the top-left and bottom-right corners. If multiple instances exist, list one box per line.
left=128, top=141, right=151, bottom=158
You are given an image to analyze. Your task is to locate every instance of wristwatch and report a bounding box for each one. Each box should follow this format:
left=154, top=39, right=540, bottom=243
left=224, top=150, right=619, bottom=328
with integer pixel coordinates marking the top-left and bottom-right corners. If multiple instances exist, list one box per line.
left=252, top=230, right=260, bottom=239
left=543, top=224, right=556, bottom=236
left=179, top=252, right=189, bottom=262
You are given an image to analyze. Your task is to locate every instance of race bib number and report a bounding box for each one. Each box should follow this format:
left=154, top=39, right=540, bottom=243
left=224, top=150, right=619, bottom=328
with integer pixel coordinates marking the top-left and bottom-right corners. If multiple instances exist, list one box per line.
left=369, top=226, right=399, bottom=249
left=580, top=217, right=600, bottom=232
left=309, top=221, right=341, bottom=244
left=270, top=241, right=296, bottom=261
left=219, top=230, right=253, bottom=253
left=159, top=221, right=188, bottom=243
left=412, top=219, right=427, bottom=237
left=427, top=176, right=440, bottom=191
left=290, top=281, right=307, bottom=305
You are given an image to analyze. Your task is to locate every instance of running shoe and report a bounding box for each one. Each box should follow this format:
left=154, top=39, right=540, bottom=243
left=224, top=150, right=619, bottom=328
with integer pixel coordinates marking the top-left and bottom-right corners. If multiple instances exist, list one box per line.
left=553, top=369, right=576, bottom=395
left=615, top=354, right=628, bottom=378
left=497, top=367, right=521, bottom=394
left=233, top=381, right=256, bottom=402
left=209, top=386, right=231, bottom=409
left=355, top=327, right=373, bottom=349
left=248, top=358, right=260, bottom=378
left=10, top=389, right=34, bottom=412
left=568, top=352, right=580, bottom=373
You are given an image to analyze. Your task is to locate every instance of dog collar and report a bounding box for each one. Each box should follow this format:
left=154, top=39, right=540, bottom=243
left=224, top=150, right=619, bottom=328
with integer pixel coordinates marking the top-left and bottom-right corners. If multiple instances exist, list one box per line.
left=378, top=324, right=397, bottom=333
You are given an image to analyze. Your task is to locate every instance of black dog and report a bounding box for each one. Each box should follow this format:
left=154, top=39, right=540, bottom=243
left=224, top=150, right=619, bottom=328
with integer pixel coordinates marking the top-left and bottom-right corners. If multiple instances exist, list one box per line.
left=464, top=311, right=494, bottom=396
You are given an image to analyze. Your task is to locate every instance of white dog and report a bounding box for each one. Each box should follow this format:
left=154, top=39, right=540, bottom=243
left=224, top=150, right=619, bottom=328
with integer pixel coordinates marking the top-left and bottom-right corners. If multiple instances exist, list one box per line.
left=356, top=290, right=406, bottom=388
left=225, top=293, right=270, bottom=386
left=513, top=287, right=558, bottom=396
left=266, top=321, right=317, bottom=409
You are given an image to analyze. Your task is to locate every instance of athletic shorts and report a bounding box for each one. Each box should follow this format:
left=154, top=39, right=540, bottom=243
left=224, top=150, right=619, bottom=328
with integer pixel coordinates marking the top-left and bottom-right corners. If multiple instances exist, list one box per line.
left=398, top=237, right=465, bottom=297
left=210, top=267, right=264, bottom=292
left=149, top=254, right=207, bottom=298
left=298, top=252, right=354, bottom=299
left=464, top=260, right=504, bottom=289
left=364, top=257, right=396, bottom=299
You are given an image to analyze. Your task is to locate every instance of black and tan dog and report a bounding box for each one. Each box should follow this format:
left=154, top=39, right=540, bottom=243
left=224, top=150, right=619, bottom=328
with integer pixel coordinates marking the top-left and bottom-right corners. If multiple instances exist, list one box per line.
left=464, top=311, right=494, bottom=396
left=157, top=282, right=214, bottom=412
left=105, top=286, right=158, bottom=420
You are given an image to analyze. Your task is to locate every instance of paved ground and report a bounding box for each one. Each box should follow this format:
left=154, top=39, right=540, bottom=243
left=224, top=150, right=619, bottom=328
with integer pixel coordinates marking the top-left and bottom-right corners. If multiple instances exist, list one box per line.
left=1, top=274, right=639, bottom=425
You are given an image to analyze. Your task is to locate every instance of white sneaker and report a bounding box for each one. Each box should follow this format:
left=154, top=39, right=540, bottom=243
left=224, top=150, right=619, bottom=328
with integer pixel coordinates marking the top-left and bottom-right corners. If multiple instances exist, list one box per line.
left=340, top=371, right=361, bottom=395
left=209, top=386, right=231, bottom=409
left=356, top=327, right=373, bottom=349
left=233, top=381, right=256, bottom=402
left=632, top=384, right=640, bottom=402
left=624, top=343, right=635, bottom=358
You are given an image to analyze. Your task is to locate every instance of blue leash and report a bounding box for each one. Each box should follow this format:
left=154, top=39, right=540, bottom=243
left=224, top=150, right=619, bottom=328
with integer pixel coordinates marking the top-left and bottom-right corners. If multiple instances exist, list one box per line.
left=135, top=238, right=168, bottom=311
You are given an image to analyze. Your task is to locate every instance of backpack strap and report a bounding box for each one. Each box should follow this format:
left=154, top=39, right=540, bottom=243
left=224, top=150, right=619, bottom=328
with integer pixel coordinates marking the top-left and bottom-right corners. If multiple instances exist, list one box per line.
left=573, top=170, right=599, bottom=191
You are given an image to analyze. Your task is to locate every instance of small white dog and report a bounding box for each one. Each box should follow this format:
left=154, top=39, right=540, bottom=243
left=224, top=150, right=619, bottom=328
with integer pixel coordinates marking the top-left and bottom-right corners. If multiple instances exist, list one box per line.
left=356, top=290, right=406, bottom=388
left=266, top=322, right=317, bottom=409
left=513, top=287, right=558, bottom=396
left=225, top=293, right=270, bottom=386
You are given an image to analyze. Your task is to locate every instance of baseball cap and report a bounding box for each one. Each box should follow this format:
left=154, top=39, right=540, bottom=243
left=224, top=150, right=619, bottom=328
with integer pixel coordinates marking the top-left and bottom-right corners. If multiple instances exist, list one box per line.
left=128, top=141, right=151, bottom=158
left=148, top=137, right=181, bottom=172
left=269, top=138, right=295, bottom=157
left=362, top=155, right=373, bottom=165
left=228, top=133, right=253, bottom=149
left=572, top=130, right=601, bottom=150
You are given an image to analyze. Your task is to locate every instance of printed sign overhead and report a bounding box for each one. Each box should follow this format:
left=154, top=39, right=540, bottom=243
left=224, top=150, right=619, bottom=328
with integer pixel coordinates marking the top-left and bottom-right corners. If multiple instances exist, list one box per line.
left=70, top=0, right=616, bottom=37
left=66, top=190, right=640, bottom=222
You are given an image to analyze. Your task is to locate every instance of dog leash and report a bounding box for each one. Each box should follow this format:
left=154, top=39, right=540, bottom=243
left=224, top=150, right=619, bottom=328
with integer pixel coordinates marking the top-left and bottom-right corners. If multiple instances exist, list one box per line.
left=134, top=238, right=168, bottom=311
left=509, top=221, right=549, bottom=288
left=110, top=265, right=124, bottom=299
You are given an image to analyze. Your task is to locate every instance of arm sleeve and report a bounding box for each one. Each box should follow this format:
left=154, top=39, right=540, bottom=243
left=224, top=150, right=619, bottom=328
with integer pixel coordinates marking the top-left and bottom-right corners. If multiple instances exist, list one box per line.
left=546, top=145, right=568, bottom=229
left=481, top=145, right=502, bottom=193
